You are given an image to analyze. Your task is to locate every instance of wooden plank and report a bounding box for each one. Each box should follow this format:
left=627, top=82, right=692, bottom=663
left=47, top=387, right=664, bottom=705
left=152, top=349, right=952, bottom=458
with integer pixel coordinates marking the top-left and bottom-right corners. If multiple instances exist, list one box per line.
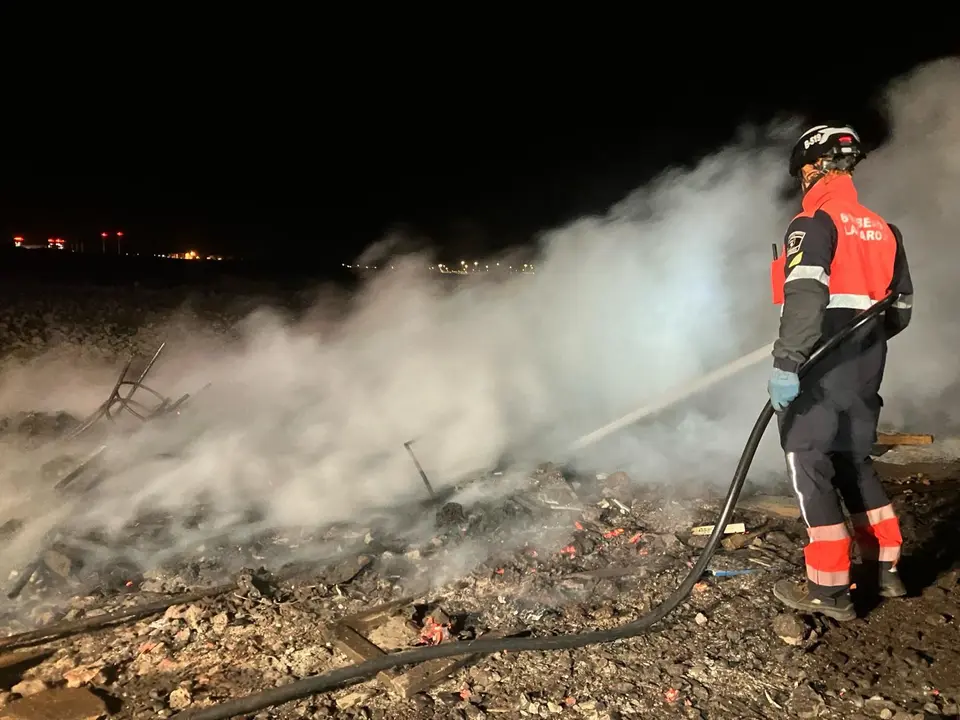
left=330, top=623, right=386, bottom=663
left=690, top=522, right=746, bottom=536
left=330, top=620, right=516, bottom=698
left=737, top=495, right=801, bottom=520
left=328, top=624, right=404, bottom=694
left=339, top=596, right=416, bottom=634
left=390, top=630, right=510, bottom=698
left=876, top=433, right=934, bottom=446
left=391, top=653, right=474, bottom=697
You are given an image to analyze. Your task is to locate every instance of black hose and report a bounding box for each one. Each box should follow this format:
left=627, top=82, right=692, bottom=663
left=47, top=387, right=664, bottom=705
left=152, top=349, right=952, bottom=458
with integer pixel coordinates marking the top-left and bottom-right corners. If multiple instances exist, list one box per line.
left=178, top=293, right=898, bottom=720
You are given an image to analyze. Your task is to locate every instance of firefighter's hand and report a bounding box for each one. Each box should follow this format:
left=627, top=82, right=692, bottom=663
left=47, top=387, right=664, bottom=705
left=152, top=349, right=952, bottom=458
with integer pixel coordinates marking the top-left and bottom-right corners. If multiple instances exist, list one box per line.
left=768, top=368, right=800, bottom=411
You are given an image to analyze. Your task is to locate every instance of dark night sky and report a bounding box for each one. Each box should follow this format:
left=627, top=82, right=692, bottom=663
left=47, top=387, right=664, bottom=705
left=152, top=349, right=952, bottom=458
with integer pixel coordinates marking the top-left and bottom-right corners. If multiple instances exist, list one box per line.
left=3, top=42, right=957, bottom=265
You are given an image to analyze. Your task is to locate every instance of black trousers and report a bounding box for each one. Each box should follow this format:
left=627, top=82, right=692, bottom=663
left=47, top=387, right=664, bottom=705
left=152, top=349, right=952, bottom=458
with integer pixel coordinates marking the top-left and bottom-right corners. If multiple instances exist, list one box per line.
left=777, top=334, right=899, bottom=592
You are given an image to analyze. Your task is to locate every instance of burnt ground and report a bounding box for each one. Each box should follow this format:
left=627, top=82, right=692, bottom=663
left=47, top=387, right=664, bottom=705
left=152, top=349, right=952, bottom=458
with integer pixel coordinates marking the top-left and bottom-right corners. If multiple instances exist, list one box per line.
left=0, top=429, right=958, bottom=720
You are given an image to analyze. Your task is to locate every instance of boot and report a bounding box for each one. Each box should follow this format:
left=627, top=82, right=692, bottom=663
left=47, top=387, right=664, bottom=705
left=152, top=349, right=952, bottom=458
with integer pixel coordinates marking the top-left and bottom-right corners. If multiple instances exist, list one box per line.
left=773, top=579, right=856, bottom=621
left=879, top=565, right=907, bottom=598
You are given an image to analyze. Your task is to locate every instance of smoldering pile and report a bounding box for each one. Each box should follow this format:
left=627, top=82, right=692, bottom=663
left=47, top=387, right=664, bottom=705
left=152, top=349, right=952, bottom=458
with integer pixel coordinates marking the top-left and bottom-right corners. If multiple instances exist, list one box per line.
left=0, top=395, right=826, bottom=720
left=0, top=341, right=782, bottom=630
left=0, top=339, right=804, bottom=615
left=3, top=348, right=959, bottom=719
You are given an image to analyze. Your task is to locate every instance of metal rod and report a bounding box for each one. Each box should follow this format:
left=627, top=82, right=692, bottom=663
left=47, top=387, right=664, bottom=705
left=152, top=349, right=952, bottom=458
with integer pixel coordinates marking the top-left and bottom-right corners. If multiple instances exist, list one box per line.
left=403, top=441, right=435, bottom=498
left=54, top=445, right=107, bottom=491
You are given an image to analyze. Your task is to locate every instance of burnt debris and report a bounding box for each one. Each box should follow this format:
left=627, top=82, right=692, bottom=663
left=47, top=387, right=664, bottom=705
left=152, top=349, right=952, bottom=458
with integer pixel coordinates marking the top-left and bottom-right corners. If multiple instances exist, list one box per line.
left=3, top=343, right=206, bottom=601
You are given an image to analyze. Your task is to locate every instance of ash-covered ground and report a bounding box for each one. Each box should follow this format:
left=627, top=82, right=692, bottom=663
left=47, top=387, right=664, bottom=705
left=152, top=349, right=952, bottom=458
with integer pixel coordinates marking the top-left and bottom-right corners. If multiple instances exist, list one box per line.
left=0, top=283, right=959, bottom=720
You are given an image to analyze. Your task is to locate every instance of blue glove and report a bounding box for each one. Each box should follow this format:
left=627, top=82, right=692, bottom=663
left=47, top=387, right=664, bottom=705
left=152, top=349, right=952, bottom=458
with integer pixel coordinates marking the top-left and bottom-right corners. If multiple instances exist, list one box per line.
left=768, top=368, right=800, bottom=411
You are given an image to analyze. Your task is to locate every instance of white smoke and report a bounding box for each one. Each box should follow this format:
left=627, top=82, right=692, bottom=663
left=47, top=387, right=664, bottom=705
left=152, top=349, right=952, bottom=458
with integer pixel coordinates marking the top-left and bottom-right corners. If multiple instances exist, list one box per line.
left=0, top=58, right=957, bottom=584
left=856, top=59, right=960, bottom=429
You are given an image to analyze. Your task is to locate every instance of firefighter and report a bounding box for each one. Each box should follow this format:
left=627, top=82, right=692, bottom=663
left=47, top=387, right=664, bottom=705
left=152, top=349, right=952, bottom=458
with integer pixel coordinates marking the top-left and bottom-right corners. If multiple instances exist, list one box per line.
left=768, top=124, right=914, bottom=621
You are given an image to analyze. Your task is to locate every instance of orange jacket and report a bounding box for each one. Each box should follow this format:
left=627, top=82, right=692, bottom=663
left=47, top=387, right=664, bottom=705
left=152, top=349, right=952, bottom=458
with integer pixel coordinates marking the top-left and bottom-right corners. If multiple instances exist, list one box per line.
left=772, top=174, right=897, bottom=307
left=769, top=174, right=912, bottom=373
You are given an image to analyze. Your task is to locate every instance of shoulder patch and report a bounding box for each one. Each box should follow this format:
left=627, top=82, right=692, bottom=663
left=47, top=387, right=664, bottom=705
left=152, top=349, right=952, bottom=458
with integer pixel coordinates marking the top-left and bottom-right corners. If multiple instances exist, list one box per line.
left=786, top=231, right=805, bottom=256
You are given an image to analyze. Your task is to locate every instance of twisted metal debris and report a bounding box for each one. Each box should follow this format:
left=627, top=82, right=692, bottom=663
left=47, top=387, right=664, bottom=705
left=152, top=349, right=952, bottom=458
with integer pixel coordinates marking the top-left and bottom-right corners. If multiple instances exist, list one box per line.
left=4, top=343, right=207, bottom=599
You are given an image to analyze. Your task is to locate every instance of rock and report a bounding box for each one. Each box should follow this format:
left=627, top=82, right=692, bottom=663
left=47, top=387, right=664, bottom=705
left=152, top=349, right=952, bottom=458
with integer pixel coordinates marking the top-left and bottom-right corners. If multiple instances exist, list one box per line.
left=211, top=612, right=230, bottom=634
left=41, top=550, right=75, bottom=579
left=63, top=665, right=106, bottom=689
left=183, top=604, right=204, bottom=630
left=336, top=691, right=370, bottom=709
left=163, top=605, right=185, bottom=621
left=830, top=651, right=849, bottom=666
left=935, top=570, right=959, bottom=590
left=788, top=684, right=825, bottom=719
left=654, top=534, right=680, bottom=550
left=772, top=613, right=806, bottom=645
left=721, top=534, right=751, bottom=551
left=694, top=613, right=708, bottom=626
left=0, top=687, right=108, bottom=720
left=285, top=646, right=330, bottom=678
left=764, top=531, right=796, bottom=550
left=168, top=686, right=192, bottom=710
left=426, top=607, right=451, bottom=626
left=921, top=586, right=948, bottom=601
left=864, top=696, right=902, bottom=718
left=322, top=556, right=372, bottom=586
left=436, top=502, right=467, bottom=526
left=10, top=680, right=48, bottom=698
left=235, top=567, right=276, bottom=599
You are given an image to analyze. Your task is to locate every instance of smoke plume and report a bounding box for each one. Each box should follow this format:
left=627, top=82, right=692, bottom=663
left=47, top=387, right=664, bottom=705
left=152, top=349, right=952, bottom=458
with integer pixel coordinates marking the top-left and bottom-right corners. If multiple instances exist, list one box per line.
left=0, top=58, right=957, bottom=587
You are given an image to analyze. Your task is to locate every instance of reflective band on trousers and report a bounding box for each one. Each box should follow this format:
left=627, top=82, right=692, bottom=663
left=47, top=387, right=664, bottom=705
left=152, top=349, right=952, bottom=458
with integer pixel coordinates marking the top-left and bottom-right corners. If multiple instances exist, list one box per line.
left=878, top=545, right=900, bottom=562
left=807, top=523, right=850, bottom=541
left=851, top=504, right=903, bottom=564
left=804, top=523, right=852, bottom=589
left=805, top=565, right=851, bottom=588
left=828, top=293, right=914, bottom=310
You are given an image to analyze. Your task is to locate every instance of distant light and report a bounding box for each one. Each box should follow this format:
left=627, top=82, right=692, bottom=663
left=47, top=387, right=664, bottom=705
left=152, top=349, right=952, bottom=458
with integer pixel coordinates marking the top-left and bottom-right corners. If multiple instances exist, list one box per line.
left=13, top=236, right=23, bottom=241
left=116, top=231, right=123, bottom=237
left=101, top=232, right=108, bottom=238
